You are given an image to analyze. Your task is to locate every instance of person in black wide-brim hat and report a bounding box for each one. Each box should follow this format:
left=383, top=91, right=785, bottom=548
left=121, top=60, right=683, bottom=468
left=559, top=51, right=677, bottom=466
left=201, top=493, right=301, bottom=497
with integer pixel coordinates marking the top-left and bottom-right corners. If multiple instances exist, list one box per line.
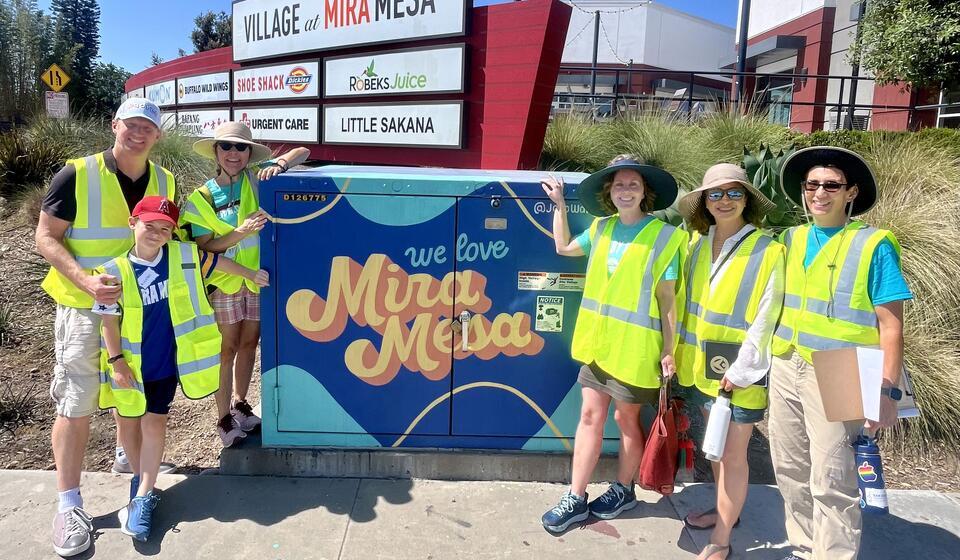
left=538, top=154, right=688, bottom=534
left=768, top=146, right=913, bottom=560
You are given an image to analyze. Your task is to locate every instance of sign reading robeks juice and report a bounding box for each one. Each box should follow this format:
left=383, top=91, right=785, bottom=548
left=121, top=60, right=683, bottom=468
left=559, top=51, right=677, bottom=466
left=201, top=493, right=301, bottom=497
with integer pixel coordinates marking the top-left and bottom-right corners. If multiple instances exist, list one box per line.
left=232, top=0, right=468, bottom=61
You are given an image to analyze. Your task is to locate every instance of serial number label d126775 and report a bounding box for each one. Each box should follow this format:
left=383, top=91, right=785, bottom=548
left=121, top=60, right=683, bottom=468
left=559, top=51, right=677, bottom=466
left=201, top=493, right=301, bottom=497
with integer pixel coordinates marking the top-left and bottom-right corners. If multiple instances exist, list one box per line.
left=282, top=193, right=328, bottom=202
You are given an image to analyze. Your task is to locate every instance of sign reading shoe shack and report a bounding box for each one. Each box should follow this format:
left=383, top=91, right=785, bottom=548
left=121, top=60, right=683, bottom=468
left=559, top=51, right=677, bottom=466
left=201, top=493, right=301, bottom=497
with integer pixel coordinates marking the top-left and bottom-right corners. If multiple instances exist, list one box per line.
left=233, top=61, right=319, bottom=101
left=232, top=0, right=468, bottom=62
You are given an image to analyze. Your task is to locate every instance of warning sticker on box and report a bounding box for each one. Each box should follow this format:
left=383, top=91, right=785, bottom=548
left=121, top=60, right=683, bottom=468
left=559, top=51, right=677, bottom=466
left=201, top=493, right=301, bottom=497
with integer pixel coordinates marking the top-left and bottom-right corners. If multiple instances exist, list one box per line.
left=518, top=271, right=586, bottom=291
left=535, top=296, right=564, bottom=332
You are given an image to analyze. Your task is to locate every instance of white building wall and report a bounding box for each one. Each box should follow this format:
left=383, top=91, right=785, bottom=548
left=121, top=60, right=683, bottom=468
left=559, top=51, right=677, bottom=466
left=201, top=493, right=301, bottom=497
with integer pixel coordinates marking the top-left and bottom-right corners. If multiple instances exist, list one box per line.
left=561, top=1, right=734, bottom=71
left=737, top=0, right=829, bottom=39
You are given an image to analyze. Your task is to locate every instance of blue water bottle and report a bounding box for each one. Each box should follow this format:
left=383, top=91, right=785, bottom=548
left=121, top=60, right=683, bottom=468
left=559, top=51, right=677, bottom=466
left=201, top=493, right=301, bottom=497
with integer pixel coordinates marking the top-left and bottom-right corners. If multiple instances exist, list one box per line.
left=852, top=431, right=889, bottom=515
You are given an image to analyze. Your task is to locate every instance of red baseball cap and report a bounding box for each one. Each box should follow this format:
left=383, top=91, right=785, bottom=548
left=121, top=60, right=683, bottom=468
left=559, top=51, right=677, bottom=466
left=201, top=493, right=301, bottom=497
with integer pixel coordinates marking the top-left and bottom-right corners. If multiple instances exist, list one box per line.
left=132, top=196, right=180, bottom=226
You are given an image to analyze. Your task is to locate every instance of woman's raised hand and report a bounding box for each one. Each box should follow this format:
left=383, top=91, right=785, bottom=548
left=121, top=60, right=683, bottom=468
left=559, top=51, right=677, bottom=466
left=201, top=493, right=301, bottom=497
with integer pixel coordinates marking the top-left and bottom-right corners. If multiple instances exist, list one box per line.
left=540, top=174, right=566, bottom=206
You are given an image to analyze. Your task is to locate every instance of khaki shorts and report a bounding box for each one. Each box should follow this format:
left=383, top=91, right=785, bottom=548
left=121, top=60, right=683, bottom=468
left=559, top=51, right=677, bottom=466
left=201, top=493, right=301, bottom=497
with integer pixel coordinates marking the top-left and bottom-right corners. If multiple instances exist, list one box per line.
left=49, top=305, right=102, bottom=418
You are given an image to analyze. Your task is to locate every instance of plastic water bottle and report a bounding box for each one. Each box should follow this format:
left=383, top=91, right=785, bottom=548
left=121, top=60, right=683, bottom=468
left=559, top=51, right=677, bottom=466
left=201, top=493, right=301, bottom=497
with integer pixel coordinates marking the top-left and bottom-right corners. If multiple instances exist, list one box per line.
left=853, top=432, right=889, bottom=515
left=702, top=390, right=732, bottom=462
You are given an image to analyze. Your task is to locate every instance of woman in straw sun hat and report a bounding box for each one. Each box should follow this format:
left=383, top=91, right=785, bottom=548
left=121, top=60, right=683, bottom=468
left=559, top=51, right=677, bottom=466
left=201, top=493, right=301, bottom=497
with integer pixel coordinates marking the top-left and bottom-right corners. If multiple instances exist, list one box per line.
left=769, top=146, right=912, bottom=560
left=538, top=154, right=687, bottom=533
left=675, top=163, right=785, bottom=560
left=181, top=122, right=309, bottom=448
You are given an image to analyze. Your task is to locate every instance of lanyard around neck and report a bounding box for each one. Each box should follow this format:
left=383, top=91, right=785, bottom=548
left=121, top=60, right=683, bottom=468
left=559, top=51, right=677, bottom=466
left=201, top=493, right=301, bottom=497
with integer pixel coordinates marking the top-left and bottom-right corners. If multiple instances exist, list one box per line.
left=709, top=232, right=751, bottom=284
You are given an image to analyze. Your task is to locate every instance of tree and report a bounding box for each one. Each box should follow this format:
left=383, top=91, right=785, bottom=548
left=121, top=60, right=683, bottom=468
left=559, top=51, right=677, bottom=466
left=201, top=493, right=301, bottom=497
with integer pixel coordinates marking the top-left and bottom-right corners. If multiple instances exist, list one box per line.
left=191, top=11, right=232, bottom=52
left=150, top=52, right=164, bottom=66
left=852, top=0, right=960, bottom=88
left=86, top=62, right=130, bottom=118
left=0, top=0, right=54, bottom=121
left=50, top=0, right=101, bottom=110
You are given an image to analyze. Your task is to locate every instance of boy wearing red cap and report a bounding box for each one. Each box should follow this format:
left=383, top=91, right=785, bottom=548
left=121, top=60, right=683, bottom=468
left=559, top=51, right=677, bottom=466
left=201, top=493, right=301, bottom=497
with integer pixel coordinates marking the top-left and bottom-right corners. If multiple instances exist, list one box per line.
left=92, top=196, right=268, bottom=542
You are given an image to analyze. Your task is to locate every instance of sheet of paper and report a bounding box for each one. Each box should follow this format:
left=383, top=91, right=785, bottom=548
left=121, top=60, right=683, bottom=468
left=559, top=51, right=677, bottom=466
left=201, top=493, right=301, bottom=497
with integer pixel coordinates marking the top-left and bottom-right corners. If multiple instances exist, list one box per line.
left=856, top=347, right=884, bottom=422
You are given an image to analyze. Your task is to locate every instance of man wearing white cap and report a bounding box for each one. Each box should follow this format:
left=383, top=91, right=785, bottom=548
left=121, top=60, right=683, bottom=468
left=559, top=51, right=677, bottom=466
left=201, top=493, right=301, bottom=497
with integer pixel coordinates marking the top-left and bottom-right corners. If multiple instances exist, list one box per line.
left=35, top=98, right=176, bottom=557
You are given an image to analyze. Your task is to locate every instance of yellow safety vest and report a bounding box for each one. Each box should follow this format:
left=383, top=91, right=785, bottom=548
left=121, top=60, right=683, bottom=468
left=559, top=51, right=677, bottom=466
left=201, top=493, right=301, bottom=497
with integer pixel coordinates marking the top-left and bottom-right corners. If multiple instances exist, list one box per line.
left=571, top=216, right=688, bottom=389
left=42, top=153, right=176, bottom=308
left=676, top=229, right=785, bottom=410
left=179, top=171, right=260, bottom=294
left=97, top=242, right=221, bottom=417
left=772, top=221, right=900, bottom=364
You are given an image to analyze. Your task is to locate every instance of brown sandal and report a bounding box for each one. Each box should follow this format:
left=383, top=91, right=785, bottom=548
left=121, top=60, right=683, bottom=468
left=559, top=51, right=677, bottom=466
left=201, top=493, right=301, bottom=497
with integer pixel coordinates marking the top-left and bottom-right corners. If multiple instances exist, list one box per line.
left=699, top=543, right=733, bottom=559
left=683, top=508, right=741, bottom=530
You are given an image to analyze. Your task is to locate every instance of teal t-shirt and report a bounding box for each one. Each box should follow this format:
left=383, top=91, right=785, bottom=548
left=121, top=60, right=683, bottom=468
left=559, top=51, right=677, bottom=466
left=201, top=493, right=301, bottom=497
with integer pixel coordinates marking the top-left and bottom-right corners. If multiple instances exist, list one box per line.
left=803, top=225, right=913, bottom=305
left=192, top=161, right=274, bottom=238
left=574, top=215, right=680, bottom=279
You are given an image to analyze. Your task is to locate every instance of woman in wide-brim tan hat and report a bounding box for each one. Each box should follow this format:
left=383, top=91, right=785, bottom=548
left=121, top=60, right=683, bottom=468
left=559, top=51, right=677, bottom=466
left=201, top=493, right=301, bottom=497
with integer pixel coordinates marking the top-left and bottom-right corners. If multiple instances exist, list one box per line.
left=181, top=122, right=309, bottom=448
left=676, top=163, right=785, bottom=560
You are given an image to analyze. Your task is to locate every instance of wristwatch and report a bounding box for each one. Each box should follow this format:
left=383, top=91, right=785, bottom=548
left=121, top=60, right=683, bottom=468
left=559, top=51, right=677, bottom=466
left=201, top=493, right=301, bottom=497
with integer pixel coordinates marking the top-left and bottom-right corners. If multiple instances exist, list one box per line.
left=107, top=354, right=124, bottom=364
left=881, top=386, right=903, bottom=401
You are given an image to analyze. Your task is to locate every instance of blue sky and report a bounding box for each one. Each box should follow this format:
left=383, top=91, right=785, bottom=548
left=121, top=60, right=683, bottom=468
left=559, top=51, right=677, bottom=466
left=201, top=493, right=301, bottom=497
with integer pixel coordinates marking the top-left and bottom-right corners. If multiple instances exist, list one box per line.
left=41, top=0, right=738, bottom=73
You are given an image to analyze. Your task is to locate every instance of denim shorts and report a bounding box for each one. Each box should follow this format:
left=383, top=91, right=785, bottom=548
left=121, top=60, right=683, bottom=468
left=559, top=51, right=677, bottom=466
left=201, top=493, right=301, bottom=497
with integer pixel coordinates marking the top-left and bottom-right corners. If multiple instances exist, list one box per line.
left=686, top=386, right=765, bottom=424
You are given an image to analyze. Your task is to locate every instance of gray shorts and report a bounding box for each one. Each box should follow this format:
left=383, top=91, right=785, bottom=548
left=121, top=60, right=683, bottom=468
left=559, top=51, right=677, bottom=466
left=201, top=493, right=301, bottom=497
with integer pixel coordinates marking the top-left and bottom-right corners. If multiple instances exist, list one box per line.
left=577, top=362, right=660, bottom=405
left=49, top=305, right=102, bottom=418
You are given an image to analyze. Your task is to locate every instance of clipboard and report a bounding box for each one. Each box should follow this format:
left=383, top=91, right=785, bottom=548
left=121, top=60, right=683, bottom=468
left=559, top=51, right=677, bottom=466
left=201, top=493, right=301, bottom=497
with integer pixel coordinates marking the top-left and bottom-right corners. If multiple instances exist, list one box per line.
left=703, top=340, right=768, bottom=388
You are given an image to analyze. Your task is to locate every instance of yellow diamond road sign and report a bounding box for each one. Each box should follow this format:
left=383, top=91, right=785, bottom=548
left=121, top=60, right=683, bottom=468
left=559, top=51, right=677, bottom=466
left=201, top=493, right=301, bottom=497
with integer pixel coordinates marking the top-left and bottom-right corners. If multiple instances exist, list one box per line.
left=41, top=64, right=70, bottom=92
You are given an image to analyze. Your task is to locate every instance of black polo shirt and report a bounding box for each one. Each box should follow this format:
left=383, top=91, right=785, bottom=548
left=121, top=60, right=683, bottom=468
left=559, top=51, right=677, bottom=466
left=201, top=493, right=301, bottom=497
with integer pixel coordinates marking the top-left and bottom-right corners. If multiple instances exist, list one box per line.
left=41, top=150, right=155, bottom=222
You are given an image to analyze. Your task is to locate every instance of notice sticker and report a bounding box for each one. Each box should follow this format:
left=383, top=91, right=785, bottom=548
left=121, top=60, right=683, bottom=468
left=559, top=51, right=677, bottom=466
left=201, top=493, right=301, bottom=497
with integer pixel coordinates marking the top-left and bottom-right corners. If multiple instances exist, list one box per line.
left=535, top=296, right=564, bottom=333
left=518, top=272, right=586, bottom=292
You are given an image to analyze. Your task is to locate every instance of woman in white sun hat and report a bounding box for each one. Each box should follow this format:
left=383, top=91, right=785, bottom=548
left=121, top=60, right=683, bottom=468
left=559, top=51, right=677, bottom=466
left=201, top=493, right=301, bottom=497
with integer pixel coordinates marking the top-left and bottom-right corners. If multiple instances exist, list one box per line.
left=182, top=122, right=308, bottom=447
left=675, top=163, right=785, bottom=560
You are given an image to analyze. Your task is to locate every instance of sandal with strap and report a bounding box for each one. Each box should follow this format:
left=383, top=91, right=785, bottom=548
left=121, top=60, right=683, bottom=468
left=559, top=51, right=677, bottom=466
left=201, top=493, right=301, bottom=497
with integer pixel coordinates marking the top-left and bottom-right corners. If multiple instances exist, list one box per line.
left=699, top=543, right=734, bottom=560
left=683, top=507, right=741, bottom=530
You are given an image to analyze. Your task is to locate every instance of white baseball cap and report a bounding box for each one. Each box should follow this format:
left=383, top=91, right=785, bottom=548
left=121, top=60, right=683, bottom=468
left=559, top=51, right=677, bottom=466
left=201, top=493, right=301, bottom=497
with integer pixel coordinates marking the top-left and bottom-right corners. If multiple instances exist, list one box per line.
left=114, top=97, right=161, bottom=129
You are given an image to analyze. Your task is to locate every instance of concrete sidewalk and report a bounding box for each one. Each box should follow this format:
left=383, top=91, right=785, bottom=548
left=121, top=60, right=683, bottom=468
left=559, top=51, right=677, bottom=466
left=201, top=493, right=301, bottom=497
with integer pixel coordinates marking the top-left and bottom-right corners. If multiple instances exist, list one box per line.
left=1, top=470, right=958, bottom=559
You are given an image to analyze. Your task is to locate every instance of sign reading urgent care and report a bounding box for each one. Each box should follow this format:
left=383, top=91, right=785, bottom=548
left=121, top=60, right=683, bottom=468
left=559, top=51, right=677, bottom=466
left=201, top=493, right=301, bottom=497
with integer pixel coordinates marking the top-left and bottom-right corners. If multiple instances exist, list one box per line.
left=145, top=80, right=176, bottom=107
left=234, top=106, right=319, bottom=143
left=232, top=0, right=468, bottom=62
left=177, top=72, right=231, bottom=105
left=323, top=102, right=462, bottom=148
left=233, top=61, right=319, bottom=101
left=177, top=108, right=231, bottom=138
left=324, top=44, right=466, bottom=98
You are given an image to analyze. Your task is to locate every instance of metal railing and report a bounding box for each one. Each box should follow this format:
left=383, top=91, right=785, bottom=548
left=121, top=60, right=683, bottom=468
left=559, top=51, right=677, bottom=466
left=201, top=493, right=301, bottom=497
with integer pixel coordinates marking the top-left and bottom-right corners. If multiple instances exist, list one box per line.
left=552, top=65, right=931, bottom=130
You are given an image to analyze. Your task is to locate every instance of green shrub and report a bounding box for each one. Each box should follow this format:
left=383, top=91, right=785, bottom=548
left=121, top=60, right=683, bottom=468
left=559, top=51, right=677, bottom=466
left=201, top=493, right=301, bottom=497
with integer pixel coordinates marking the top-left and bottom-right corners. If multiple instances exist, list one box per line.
left=0, top=131, right=68, bottom=199
left=540, top=112, right=607, bottom=172
left=699, top=110, right=795, bottom=162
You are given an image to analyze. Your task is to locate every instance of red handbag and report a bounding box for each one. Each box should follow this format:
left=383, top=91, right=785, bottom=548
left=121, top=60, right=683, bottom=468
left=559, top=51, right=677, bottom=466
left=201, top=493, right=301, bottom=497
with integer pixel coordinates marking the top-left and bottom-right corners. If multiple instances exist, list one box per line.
left=638, top=384, right=683, bottom=495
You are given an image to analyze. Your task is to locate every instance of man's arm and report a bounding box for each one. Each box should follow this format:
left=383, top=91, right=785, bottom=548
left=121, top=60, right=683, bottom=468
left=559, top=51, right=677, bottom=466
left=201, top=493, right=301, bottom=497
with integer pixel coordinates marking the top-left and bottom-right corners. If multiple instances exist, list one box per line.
left=35, top=212, right=121, bottom=304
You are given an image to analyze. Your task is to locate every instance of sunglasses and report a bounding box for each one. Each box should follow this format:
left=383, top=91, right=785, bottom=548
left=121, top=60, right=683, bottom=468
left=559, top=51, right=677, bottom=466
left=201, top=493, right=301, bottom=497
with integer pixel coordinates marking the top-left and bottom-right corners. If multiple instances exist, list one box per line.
left=802, top=180, right=848, bottom=192
left=216, top=142, right=250, bottom=152
left=705, top=188, right=745, bottom=202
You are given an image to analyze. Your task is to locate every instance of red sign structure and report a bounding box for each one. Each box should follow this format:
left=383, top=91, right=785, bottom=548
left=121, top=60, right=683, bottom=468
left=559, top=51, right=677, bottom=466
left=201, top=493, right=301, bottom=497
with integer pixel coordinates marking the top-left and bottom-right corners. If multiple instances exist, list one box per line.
left=125, top=0, right=572, bottom=170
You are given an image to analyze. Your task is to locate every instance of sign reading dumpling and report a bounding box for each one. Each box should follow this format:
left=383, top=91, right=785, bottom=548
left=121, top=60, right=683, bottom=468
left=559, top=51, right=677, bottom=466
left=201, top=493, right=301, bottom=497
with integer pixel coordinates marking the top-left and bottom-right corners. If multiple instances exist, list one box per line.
left=233, top=61, right=319, bottom=101
left=159, top=112, right=178, bottom=131
left=177, top=109, right=231, bottom=137
left=145, top=80, right=176, bottom=107
left=234, top=106, right=319, bottom=143
left=324, top=44, right=465, bottom=98
left=177, top=72, right=231, bottom=105
left=232, top=0, right=467, bottom=62
left=323, top=102, right=462, bottom=148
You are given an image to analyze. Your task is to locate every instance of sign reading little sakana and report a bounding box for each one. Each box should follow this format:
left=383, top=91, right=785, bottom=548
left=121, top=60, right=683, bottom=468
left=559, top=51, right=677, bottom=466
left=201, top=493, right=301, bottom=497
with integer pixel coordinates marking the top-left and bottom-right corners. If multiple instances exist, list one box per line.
left=145, top=80, right=176, bottom=107
left=233, top=61, right=319, bottom=101
left=324, top=44, right=465, bottom=98
left=177, top=72, right=231, bottom=105
left=234, top=106, right=319, bottom=143
left=177, top=109, right=231, bottom=137
left=323, top=102, right=462, bottom=148
left=232, top=0, right=467, bottom=62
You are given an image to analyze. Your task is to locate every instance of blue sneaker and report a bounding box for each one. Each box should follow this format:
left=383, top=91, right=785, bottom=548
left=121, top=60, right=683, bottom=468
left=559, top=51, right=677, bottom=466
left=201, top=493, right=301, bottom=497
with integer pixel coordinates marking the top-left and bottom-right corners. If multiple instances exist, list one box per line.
left=541, top=491, right=589, bottom=533
left=119, top=491, right=160, bottom=542
left=129, top=475, right=140, bottom=502
left=589, top=482, right=637, bottom=519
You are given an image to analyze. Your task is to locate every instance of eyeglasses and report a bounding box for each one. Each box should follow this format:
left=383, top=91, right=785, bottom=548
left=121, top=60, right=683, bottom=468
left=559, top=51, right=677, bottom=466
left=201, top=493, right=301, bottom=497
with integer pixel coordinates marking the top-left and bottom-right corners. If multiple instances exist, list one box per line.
left=705, top=188, right=745, bottom=202
left=216, top=142, right=249, bottom=152
left=802, top=180, right=847, bottom=192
